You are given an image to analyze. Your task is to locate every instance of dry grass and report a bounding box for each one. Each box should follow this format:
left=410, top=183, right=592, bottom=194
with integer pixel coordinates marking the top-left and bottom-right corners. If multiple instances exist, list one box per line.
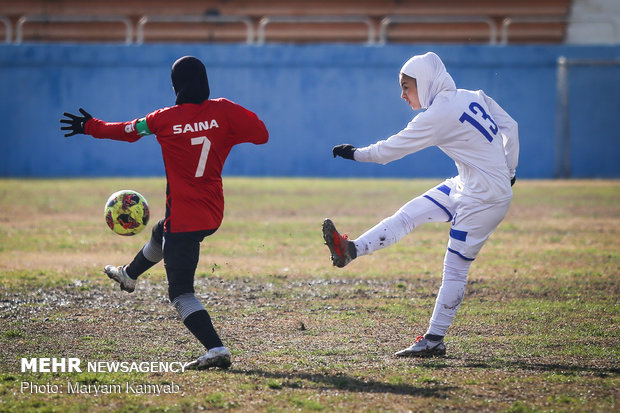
left=0, top=177, right=618, bottom=412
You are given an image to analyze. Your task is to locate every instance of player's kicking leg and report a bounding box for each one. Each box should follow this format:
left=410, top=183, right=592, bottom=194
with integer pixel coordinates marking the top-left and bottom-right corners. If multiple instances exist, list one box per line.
left=322, top=218, right=357, bottom=267
left=323, top=189, right=453, bottom=269
left=104, top=220, right=164, bottom=293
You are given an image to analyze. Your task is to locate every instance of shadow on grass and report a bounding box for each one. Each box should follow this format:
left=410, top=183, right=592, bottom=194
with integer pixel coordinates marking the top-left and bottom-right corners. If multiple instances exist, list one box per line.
left=461, top=358, right=619, bottom=376
left=229, top=368, right=455, bottom=397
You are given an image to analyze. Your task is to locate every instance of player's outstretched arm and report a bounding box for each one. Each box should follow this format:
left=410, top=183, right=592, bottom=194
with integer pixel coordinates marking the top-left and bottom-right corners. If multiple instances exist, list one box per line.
left=61, top=108, right=144, bottom=143
left=60, top=108, right=92, bottom=137
left=332, top=144, right=356, bottom=160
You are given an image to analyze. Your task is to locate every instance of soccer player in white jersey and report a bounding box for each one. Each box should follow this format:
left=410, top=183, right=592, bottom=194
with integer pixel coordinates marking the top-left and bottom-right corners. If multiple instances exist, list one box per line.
left=323, top=52, right=519, bottom=357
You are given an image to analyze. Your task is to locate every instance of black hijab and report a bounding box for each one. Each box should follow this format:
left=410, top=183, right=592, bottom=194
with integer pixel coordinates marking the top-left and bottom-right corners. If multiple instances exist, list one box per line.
left=171, top=56, right=210, bottom=105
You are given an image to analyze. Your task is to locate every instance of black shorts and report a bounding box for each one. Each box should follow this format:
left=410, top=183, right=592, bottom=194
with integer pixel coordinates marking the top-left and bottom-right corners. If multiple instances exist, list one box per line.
left=151, top=219, right=217, bottom=300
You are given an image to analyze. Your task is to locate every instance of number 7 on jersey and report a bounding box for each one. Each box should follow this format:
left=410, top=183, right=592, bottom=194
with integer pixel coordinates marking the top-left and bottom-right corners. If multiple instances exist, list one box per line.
left=191, top=136, right=211, bottom=177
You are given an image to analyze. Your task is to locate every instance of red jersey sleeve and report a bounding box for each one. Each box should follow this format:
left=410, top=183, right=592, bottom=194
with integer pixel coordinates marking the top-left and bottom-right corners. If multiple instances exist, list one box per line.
left=84, top=118, right=142, bottom=142
left=220, top=99, right=269, bottom=145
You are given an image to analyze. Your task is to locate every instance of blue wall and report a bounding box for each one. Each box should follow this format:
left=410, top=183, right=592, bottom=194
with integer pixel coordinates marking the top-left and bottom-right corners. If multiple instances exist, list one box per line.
left=1, top=44, right=618, bottom=178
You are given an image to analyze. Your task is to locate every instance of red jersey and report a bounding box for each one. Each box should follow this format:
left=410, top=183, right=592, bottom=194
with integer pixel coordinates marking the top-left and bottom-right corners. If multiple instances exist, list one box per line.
left=85, top=98, right=269, bottom=233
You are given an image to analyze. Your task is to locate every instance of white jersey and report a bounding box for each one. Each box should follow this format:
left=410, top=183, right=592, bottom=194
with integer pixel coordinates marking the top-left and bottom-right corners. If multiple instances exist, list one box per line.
left=354, top=53, right=519, bottom=203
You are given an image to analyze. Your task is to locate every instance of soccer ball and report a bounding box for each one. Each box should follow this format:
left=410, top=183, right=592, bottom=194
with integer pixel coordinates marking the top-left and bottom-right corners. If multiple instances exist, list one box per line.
left=104, top=190, right=150, bottom=236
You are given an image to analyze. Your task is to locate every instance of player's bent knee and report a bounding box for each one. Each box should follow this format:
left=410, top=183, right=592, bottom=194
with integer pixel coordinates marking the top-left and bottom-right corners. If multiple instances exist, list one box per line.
left=443, top=249, right=473, bottom=282
left=151, top=219, right=165, bottom=244
left=168, top=281, right=195, bottom=303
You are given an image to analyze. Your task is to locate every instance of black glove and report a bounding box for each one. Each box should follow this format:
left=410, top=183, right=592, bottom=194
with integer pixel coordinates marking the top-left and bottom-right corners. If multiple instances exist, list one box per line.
left=60, top=108, right=93, bottom=137
left=511, top=176, right=516, bottom=186
left=332, top=144, right=356, bottom=160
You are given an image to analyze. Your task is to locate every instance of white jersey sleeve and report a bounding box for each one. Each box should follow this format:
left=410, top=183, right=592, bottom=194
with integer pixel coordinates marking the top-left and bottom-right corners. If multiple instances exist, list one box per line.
left=353, top=114, right=436, bottom=164
left=481, top=92, right=519, bottom=178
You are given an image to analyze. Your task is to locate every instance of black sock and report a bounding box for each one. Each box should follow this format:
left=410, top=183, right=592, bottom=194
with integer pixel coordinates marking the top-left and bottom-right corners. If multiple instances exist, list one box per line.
left=424, top=333, right=444, bottom=342
left=125, top=249, right=157, bottom=280
left=347, top=241, right=357, bottom=259
left=183, top=310, right=224, bottom=350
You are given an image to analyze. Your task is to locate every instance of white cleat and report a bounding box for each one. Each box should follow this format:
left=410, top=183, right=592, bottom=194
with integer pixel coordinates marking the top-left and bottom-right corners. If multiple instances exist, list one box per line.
left=186, top=347, right=232, bottom=370
left=104, top=265, right=136, bottom=293
left=395, top=335, right=446, bottom=358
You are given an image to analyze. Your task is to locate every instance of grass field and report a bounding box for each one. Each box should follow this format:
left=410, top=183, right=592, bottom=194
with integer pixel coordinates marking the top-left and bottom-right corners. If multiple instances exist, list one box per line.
left=0, top=177, right=618, bottom=412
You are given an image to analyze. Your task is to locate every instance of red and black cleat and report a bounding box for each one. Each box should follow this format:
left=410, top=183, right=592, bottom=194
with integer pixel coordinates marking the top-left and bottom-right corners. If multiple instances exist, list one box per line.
left=322, top=218, right=357, bottom=268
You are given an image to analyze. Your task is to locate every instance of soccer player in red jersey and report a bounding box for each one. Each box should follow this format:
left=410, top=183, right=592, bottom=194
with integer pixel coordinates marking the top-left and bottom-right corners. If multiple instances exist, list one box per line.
left=61, top=56, right=269, bottom=370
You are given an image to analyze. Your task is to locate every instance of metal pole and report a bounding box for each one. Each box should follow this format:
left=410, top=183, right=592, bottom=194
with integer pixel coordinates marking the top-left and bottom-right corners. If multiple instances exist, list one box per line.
left=554, top=56, right=570, bottom=178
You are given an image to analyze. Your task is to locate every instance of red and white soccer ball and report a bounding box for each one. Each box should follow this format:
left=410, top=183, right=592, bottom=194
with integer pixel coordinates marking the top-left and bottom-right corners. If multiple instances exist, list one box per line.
left=104, top=190, right=150, bottom=236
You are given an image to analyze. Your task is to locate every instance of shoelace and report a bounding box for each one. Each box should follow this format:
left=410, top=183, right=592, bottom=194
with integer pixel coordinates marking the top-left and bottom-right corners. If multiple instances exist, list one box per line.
left=341, top=233, right=349, bottom=254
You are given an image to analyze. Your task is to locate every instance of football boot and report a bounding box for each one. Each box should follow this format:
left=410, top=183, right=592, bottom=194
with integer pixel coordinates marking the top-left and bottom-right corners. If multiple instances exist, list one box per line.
left=322, top=218, right=357, bottom=268
left=104, top=265, right=136, bottom=293
left=186, top=347, right=232, bottom=370
left=395, top=335, right=446, bottom=357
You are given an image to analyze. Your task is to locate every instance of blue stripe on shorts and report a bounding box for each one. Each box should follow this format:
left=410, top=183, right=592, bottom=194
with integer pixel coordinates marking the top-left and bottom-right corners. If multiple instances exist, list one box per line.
left=437, top=184, right=451, bottom=195
left=447, top=248, right=475, bottom=261
left=449, top=228, right=468, bottom=241
left=423, top=195, right=453, bottom=222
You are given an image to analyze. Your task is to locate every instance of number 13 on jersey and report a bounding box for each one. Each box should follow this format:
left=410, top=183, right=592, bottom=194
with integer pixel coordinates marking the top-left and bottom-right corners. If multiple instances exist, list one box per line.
left=191, top=136, right=211, bottom=177
left=459, top=102, right=498, bottom=143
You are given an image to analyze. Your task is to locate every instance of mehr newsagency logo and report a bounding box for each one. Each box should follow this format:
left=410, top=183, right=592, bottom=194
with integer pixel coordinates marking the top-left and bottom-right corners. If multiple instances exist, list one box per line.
left=19, top=357, right=187, bottom=395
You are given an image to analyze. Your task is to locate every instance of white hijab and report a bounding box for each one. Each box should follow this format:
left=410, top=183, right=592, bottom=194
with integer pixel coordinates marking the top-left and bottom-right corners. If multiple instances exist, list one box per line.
left=400, top=52, right=456, bottom=109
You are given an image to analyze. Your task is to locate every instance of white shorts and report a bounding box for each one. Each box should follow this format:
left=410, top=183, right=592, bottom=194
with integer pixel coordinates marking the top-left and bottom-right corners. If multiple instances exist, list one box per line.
left=422, top=178, right=511, bottom=261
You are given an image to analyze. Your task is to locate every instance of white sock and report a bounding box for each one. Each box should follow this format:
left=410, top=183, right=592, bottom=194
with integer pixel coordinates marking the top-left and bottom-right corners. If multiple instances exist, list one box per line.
left=354, top=196, right=448, bottom=257
left=354, top=215, right=409, bottom=256
left=427, top=251, right=472, bottom=337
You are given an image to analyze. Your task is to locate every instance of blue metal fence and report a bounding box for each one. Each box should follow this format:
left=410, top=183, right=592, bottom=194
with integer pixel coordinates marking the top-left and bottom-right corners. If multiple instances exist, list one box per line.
left=0, top=44, right=618, bottom=178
